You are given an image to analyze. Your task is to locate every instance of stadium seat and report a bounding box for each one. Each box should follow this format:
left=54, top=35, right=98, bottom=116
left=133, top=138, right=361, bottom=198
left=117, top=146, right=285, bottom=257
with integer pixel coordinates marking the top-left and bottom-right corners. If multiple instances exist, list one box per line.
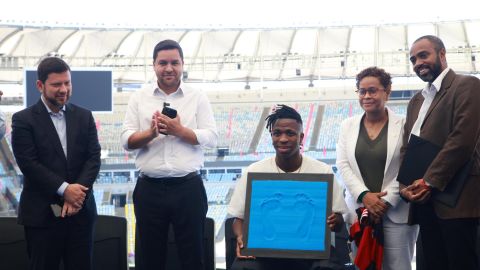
left=224, top=217, right=237, bottom=270
left=0, top=215, right=128, bottom=270
left=93, top=215, right=128, bottom=270
left=0, top=216, right=28, bottom=270
left=165, top=217, right=215, bottom=270
left=478, top=226, right=480, bottom=267
left=335, top=223, right=352, bottom=266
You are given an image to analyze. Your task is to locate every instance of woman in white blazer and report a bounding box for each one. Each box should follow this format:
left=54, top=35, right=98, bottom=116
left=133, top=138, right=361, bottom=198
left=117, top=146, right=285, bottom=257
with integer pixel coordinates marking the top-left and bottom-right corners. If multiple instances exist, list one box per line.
left=336, top=67, right=418, bottom=270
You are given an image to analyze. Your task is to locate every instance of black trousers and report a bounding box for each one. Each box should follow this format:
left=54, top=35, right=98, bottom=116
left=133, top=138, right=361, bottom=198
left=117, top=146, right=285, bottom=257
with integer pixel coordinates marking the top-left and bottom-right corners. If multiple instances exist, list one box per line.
left=24, top=217, right=95, bottom=270
left=133, top=173, right=208, bottom=270
left=231, top=247, right=344, bottom=270
left=415, top=202, right=479, bottom=270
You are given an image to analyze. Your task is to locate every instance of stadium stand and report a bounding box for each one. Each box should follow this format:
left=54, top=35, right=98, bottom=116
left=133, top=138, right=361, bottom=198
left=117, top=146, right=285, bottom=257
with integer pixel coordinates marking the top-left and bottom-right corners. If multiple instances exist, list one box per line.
left=214, top=104, right=264, bottom=154
left=316, top=101, right=362, bottom=152
left=87, top=92, right=410, bottom=166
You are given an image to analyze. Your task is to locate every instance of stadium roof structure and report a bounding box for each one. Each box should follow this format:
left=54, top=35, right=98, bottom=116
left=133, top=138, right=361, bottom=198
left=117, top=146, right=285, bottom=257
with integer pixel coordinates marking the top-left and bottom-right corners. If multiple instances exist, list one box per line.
left=0, top=20, right=479, bottom=84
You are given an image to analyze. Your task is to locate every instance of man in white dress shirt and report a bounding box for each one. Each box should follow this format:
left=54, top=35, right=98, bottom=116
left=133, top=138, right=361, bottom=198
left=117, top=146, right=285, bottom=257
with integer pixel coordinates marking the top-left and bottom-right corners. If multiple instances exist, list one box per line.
left=121, top=39, right=218, bottom=270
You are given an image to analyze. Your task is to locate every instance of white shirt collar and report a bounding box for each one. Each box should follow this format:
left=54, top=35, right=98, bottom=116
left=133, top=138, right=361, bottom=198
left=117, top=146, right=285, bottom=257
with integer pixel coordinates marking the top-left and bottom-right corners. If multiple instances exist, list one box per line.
left=152, top=81, right=185, bottom=97
left=422, top=67, right=450, bottom=97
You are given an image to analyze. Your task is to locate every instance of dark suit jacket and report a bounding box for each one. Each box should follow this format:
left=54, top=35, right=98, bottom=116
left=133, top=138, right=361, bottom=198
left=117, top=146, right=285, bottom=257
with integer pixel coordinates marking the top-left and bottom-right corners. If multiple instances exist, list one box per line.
left=12, top=99, right=101, bottom=227
left=402, top=69, right=480, bottom=220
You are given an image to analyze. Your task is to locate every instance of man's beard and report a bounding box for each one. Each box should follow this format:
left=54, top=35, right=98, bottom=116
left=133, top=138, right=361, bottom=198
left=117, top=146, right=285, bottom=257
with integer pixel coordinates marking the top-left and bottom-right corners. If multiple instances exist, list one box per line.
left=416, top=55, right=443, bottom=83
left=46, top=95, right=68, bottom=109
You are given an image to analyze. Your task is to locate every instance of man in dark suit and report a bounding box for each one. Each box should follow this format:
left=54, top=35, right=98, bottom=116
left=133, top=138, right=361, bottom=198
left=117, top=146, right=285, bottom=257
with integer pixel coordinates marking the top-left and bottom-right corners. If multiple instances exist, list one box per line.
left=400, top=35, right=480, bottom=270
left=12, top=57, right=101, bottom=270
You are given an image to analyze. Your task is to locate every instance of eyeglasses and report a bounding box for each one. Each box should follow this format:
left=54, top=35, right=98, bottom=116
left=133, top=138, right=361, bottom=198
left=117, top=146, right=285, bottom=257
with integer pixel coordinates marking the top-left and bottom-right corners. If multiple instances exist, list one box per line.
left=355, top=87, right=384, bottom=97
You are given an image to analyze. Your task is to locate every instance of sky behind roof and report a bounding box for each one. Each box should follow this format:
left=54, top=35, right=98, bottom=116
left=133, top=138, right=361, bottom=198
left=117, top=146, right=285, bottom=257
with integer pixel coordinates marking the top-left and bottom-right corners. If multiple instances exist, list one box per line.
left=3, top=0, right=480, bottom=28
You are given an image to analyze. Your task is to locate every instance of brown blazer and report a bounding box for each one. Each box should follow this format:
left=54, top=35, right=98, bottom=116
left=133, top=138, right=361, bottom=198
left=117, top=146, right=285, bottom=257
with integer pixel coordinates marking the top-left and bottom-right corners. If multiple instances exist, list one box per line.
left=402, top=69, right=480, bottom=219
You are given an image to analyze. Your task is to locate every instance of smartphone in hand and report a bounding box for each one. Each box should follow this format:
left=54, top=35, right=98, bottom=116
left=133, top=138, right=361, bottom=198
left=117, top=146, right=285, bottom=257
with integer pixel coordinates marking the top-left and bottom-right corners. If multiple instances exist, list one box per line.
left=160, top=103, right=177, bottom=135
left=161, top=106, right=177, bottom=118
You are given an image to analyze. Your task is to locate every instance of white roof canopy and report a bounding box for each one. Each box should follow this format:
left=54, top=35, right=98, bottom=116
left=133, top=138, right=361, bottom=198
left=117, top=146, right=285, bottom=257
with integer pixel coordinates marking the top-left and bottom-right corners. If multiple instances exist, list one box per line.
left=0, top=20, right=479, bottom=84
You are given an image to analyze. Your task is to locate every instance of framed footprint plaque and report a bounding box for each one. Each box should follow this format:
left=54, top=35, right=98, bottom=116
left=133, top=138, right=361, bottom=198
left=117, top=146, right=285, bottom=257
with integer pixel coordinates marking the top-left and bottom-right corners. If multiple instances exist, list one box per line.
left=242, top=172, right=333, bottom=259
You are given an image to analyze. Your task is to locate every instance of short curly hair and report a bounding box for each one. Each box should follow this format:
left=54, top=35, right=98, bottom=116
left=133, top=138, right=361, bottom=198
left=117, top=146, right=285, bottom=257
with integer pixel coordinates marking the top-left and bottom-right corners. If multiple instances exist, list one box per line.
left=355, top=66, right=392, bottom=92
left=265, top=104, right=302, bottom=133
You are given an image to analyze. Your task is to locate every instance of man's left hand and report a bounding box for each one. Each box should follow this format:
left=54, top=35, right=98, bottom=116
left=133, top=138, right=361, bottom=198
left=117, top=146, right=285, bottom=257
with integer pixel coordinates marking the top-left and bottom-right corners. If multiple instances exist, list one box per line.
left=61, top=201, right=81, bottom=218
left=400, top=179, right=431, bottom=204
left=156, top=114, right=184, bottom=137
left=327, top=213, right=344, bottom=232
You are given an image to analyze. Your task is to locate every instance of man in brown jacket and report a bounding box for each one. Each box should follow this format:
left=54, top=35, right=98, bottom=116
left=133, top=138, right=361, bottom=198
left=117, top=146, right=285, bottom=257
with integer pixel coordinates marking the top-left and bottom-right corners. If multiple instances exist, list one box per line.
left=400, top=35, right=480, bottom=270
